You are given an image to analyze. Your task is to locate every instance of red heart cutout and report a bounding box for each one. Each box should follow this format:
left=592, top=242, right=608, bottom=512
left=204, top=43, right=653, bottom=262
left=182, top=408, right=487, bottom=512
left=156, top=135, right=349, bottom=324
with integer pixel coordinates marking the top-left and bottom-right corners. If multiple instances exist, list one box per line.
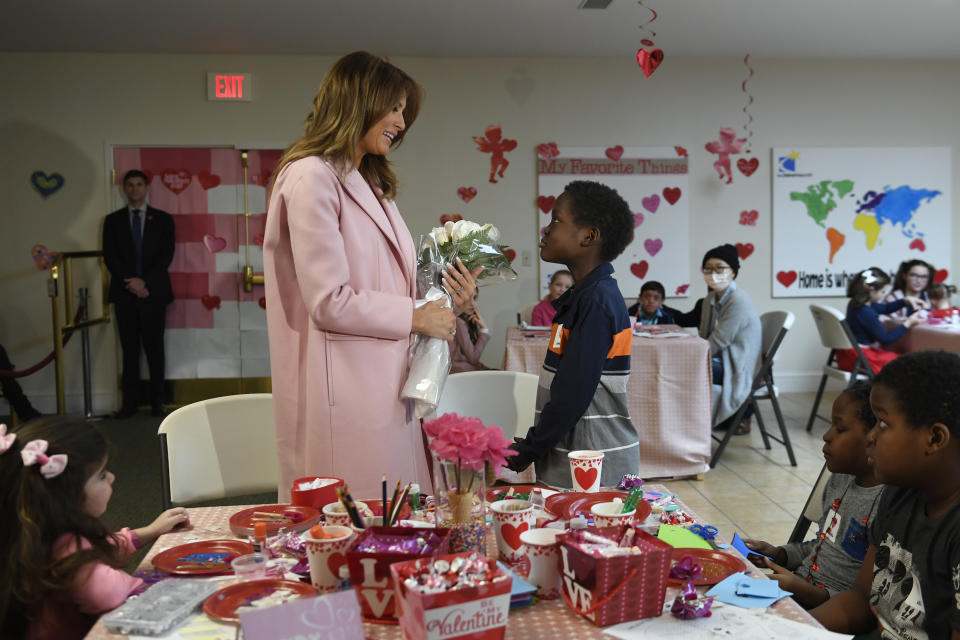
left=675, top=284, right=690, bottom=295
left=776, top=271, right=798, bottom=288
left=161, top=169, right=192, bottom=194
left=258, top=297, right=266, bottom=309
left=537, top=195, right=556, bottom=214
left=674, top=146, right=688, bottom=157
left=935, top=269, right=949, bottom=283
left=909, top=238, right=926, bottom=252
left=457, top=186, right=478, bottom=203
left=253, top=233, right=265, bottom=247
left=439, top=214, right=463, bottom=225
left=202, top=234, right=227, bottom=254
left=662, top=187, right=681, bottom=205
left=537, top=142, right=560, bottom=160
left=739, top=209, right=759, bottom=226
left=201, top=294, right=221, bottom=311
left=636, top=48, right=664, bottom=78
left=574, top=467, right=598, bottom=490
left=197, top=171, right=221, bottom=190
left=327, top=552, right=347, bottom=577
left=736, top=242, right=754, bottom=260
left=501, top=522, right=529, bottom=550
left=630, top=261, right=649, bottom=280
left=503, top=248, right=516, bottom=263
left=737, top=157, right=759, bottom=177
left=604, top=145, right=624, bottom=161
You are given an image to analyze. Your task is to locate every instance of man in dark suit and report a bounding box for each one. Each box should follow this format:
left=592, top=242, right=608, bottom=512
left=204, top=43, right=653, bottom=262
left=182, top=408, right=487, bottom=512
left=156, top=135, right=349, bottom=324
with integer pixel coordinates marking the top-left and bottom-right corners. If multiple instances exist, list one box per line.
left=103, top=169, right=175, bottom=418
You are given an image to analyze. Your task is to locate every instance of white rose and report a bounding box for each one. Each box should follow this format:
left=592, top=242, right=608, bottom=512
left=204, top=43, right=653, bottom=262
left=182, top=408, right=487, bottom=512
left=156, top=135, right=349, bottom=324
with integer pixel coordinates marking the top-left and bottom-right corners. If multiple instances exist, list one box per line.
left=452, top=220, right=482, bottom=241
left=450, top=220, right=467, bottom=241
left=432, top=226, right=449, bottom=244
left=443, top=220, right=457, bottom=242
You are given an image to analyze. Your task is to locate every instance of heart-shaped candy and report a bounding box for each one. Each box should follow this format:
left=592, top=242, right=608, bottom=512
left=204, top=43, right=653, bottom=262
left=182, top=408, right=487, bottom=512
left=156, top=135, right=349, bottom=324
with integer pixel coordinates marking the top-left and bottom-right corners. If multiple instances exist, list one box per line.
left=636, top=48, right=664, bottom=78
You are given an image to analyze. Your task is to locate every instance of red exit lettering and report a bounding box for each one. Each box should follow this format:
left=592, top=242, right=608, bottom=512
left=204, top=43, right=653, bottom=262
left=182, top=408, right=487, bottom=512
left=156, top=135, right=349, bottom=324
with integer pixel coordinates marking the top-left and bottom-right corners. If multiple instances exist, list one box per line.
left=215, top=75, right=245, bottom=99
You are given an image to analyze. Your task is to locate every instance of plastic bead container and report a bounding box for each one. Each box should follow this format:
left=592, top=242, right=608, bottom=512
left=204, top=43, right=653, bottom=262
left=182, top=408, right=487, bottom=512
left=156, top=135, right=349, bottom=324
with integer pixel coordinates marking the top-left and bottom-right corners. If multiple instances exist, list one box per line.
left=102, top=578, right=222, bottom=635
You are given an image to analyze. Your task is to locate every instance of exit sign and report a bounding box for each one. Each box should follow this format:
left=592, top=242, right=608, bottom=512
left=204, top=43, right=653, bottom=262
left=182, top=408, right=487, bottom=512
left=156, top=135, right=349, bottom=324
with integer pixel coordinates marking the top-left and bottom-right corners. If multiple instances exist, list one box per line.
left=207, top=72, right=252, bottom=101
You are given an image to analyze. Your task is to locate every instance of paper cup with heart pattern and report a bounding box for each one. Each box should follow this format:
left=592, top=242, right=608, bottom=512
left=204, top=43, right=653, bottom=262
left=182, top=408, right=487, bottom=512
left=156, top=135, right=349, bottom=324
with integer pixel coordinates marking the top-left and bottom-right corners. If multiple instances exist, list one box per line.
left=568, top=450, right=604, bottom=492
left=321, top=500, right=369, bottom=527
left=490, top=499, right=535, bottom=563
left=303, top=525, right=355, bottom=593
left=518, top=528, right=562, bottom=599
left=590, top=501, right=636, bottom=528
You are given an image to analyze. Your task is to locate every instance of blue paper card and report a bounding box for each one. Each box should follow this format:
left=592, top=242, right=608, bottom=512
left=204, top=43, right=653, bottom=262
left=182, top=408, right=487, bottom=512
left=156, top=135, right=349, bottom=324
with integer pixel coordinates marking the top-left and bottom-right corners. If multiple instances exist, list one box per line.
left=735, top=578, right=780, bottom=598
left=731, top=532, right=771, bottom=560
left=706, top=573, right=792, bottom=609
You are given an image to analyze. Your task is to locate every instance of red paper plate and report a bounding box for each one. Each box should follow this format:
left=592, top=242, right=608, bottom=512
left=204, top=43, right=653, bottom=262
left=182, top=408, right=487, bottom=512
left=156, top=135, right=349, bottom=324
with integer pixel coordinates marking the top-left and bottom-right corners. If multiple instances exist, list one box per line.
left=203, top=579, right=317, bottom=622
left=151, top=539, right=255, bottom=575
left=667, top=548, right=747, bottom=586
left=363, top=499, right=412, bottom=522
left=228, top=504, right=321, bottom=537
left=486, top=485, right=539, bottom=503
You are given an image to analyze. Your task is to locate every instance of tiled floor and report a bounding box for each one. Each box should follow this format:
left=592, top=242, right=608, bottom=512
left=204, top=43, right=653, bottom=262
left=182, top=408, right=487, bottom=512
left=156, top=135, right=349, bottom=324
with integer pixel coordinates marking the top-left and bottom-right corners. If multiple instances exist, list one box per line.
left=659, top=390, right=838, bottom=546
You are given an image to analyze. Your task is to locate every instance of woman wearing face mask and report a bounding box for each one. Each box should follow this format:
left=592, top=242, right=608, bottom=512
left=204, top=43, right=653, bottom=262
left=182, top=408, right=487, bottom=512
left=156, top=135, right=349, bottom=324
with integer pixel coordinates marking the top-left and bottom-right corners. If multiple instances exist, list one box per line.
left=669, top=244, right=761, bottom=434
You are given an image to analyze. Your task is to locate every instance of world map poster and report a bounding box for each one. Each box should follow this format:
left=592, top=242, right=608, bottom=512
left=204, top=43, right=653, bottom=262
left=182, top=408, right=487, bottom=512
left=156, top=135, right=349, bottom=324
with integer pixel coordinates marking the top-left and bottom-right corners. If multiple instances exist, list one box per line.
left=771, top=147, right=951, bottom=298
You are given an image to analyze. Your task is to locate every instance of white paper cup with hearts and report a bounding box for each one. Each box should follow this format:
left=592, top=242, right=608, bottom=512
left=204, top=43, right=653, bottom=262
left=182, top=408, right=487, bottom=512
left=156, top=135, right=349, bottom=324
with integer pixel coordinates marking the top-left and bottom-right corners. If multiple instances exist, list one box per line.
left=590, top=501, right=636, bottom=527
left=321, top=500, right=369, bottom=527
left=490, top=499, right=535, bottom=563
left=518, top=528, right=562, bottom=599
left=568, top=450, right=604, bottom=492
left=303, top=525, right=355, bottom=593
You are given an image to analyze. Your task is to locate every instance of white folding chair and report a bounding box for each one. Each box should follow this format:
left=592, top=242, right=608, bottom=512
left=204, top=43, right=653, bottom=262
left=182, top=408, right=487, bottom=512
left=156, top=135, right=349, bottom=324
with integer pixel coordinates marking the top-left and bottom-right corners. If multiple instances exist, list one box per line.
left=805, top=304, right=874, bottom=432
left=788, top=463, right=833, bottom=543
left=516, top=303, right=537, bottom=326
left=435, top=370, right=539, bottom=483
left=711, top=310, right=797, bottom=467
left=158, top=393, right=278, bottom=510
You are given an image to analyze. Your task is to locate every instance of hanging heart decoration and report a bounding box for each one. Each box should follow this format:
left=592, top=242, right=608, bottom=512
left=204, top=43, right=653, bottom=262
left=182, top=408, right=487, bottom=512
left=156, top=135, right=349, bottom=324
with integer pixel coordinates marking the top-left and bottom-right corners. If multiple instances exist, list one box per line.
left=636, top=48, right=664, bottom=78
left=31, top=171, right=65, bottom=198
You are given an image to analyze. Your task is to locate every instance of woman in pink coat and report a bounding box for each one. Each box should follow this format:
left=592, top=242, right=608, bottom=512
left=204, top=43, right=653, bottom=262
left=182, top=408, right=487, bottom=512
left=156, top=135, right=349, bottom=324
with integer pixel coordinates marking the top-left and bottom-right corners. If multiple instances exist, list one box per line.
left=264, top=52, right=478, bottom=499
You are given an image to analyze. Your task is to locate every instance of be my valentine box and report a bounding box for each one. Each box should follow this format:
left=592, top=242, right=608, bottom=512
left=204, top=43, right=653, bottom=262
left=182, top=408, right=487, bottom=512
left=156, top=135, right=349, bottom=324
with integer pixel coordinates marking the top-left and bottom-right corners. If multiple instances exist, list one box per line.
left=557, top=526, right=672, bottom=626
left=346, top=526, right=450, bottom=622
left=391, top=552, right=512, bottom=640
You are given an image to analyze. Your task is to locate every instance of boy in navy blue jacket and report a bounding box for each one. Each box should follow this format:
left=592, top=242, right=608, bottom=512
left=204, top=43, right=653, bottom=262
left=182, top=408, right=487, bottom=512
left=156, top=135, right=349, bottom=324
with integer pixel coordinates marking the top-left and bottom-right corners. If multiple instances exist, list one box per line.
left=507, top=181, right=639, bottom=488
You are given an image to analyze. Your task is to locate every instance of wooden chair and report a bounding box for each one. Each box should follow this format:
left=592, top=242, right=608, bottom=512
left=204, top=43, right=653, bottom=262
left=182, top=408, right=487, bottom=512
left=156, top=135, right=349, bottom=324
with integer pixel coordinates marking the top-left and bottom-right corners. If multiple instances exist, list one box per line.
left=711, top=310, right=797, bottom=468
left=158, top=393, right=278, bottom=510
left=805, top=304, right=874, bottom=432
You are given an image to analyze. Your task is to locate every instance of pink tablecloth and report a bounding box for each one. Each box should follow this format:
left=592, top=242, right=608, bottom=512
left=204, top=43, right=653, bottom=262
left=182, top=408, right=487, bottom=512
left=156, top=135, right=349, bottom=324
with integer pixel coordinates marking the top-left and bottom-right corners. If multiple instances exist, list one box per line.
left=886, top=321, right=960, bottom=355
left=503, top=326, right=713, bottom=478
left=86, top=488, right=821, bottom=639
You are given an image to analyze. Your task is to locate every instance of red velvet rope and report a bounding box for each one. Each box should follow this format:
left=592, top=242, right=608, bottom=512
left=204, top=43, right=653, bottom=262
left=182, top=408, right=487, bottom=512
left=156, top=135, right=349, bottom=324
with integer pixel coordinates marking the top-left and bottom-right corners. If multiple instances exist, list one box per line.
left=0, top=305, right=86, bottom=379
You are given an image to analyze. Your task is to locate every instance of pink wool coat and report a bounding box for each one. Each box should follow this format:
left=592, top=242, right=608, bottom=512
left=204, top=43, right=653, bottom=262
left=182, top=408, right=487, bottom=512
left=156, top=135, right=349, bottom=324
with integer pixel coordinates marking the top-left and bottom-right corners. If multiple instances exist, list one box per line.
left=264, top=156, right=430, bottom=499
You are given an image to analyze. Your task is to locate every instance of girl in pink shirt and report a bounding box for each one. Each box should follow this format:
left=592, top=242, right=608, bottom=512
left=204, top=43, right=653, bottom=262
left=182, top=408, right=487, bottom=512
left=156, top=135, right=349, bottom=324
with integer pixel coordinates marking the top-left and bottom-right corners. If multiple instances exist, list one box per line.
left=0, top=418, right=188, bottom=640
left=531, top=269, right=573, bottom=326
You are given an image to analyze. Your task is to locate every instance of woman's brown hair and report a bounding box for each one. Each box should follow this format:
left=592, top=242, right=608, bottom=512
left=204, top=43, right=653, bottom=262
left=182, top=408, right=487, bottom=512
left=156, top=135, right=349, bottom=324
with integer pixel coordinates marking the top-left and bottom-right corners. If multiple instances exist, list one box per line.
left=272, top=51, right=423, bottom=200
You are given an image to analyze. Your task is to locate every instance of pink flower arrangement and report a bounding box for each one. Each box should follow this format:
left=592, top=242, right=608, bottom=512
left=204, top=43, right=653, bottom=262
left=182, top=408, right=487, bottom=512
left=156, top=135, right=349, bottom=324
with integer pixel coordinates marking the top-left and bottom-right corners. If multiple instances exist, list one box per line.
left=422, top=412, right=516, bottom=475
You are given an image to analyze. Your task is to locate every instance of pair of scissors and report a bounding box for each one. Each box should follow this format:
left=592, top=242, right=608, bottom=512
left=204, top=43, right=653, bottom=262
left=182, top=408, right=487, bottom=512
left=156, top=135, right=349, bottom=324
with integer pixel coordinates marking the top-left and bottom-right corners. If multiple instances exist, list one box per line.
left=689, top=524, right=719, bottom=542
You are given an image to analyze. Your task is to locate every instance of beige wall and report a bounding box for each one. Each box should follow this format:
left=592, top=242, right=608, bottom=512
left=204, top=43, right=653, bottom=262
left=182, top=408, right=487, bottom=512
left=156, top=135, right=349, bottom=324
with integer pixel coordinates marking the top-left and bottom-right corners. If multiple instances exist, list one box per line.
left=1, top=52, right=957, bottom=413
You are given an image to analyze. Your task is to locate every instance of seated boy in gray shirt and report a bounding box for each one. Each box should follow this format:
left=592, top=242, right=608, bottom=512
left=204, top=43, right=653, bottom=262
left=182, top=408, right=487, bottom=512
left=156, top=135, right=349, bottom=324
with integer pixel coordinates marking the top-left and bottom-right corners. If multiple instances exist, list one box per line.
left=745, top=381, right=882, bottom=609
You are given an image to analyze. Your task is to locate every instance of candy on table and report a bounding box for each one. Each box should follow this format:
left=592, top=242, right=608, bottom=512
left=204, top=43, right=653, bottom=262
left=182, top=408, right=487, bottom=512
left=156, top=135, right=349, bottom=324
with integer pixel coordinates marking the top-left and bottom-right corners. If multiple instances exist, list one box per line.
left=354, top=530, right=444, bottom=555
left=395, top=553, right=509, bottom=594
left=618, top=474, right=644, bottom=490
left=669, top=555, right=714, bottom=619
left=659, top=509, right=693, bottom=525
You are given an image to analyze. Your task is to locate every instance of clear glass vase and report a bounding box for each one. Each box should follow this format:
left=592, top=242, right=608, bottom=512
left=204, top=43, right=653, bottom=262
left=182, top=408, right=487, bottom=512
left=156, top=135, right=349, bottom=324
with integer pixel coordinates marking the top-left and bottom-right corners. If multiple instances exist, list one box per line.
left=433, top=455, right=487, bottom=554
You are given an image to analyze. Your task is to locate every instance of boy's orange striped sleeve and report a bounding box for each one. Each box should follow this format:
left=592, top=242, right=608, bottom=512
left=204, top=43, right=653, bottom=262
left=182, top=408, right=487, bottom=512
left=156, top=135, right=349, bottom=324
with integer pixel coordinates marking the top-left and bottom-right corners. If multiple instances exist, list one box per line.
left=606, top=328, right=632, bottom=358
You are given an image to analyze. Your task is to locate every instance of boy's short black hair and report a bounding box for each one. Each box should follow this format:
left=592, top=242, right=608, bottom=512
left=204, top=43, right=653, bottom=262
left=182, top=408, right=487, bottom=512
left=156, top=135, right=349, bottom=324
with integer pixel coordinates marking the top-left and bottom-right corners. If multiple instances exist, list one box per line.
left=640, top=280, right=665, bottom=298
left=562, top=180, right=633, bottom=262
left=873, top=350, right=960, bottom=436
left=122, top=169, right=149, bottom=186
left=841, top=380, right=875, bottom=431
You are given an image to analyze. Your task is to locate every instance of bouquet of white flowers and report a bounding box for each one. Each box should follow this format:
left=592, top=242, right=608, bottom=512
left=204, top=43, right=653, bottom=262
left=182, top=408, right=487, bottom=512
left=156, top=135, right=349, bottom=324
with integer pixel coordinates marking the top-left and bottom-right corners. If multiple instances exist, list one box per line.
left=401, top=220, right=517, bottom=418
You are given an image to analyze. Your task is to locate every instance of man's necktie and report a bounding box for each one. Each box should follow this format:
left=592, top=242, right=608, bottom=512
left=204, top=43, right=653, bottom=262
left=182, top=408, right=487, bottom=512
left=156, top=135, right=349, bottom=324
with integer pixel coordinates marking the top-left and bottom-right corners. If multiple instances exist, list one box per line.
left=131, top=209, right=142, bottom=276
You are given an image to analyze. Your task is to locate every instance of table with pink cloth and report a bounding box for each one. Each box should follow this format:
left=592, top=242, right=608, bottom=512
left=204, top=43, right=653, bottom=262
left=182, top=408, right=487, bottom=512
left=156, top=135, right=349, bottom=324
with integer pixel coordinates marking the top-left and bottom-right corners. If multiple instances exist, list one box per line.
left=86, top=485, right=822, bottom=639
left=884, top=319, right=960, bottom=355
left=502, top=326, right=713, bottom=478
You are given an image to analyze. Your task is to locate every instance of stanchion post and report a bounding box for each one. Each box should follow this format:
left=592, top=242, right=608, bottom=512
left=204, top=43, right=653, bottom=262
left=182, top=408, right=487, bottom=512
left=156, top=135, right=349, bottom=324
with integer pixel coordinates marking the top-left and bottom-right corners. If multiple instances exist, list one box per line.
left=79, top=287, right=93, bottom=418
left=48, top=260, right=66, bottom=415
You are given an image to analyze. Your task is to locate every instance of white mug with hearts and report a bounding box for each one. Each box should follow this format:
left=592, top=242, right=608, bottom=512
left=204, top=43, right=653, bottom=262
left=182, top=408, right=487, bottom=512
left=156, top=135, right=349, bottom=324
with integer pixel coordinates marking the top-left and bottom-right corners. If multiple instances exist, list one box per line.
left=518, top=528, right=562, bottom=599
left=303, top=525, right=355, bottom=593
left=568, top=450, right=604, bottom=492
left=490, top=499, right=535, bottom=563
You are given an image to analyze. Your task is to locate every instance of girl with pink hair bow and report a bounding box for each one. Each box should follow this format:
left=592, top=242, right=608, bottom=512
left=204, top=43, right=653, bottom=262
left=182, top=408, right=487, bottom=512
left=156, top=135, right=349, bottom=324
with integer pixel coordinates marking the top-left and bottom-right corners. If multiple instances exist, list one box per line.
left=0, top=417, right=188, bottom=639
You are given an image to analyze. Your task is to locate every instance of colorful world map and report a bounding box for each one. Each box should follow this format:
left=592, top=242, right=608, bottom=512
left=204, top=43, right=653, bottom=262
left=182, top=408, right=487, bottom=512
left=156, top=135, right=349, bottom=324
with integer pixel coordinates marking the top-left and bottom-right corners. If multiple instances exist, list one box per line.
left=789, top=181, right=942, bottom=262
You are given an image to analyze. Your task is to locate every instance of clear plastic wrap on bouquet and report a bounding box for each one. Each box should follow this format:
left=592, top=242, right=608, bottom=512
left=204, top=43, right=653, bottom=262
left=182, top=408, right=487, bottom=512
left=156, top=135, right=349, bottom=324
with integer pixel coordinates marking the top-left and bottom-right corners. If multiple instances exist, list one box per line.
left=431, top=220, right=518, bottom=285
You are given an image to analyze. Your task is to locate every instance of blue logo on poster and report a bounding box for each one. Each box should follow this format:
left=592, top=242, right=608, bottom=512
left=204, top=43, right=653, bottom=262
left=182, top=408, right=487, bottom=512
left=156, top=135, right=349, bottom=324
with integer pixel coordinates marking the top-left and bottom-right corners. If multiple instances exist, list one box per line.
left=778, top=152, right=799, bottom=173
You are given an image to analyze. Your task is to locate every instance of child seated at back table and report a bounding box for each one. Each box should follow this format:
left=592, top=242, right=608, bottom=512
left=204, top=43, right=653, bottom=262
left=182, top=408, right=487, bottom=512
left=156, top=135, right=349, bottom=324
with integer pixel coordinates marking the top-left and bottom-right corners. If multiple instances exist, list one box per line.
left=531, top=269, right=574, bottom=326
left=626, top=280, right=675, bottom=326
left=507, top=180, right=639, bottom=488
left=0, top=417, right=188, bottom=640
left=744, top=380, right=882, bottom=609
left=811, top=350, right=960, bottom=639
left=450, top=292, right=491, bottom=373
left=927, top=282, right=956, bottom=311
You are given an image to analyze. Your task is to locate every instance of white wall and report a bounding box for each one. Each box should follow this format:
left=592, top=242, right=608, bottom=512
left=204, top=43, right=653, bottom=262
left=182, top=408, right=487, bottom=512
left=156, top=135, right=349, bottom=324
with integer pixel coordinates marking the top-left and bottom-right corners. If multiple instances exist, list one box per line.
left=1, top=52, right=957, bottom=412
